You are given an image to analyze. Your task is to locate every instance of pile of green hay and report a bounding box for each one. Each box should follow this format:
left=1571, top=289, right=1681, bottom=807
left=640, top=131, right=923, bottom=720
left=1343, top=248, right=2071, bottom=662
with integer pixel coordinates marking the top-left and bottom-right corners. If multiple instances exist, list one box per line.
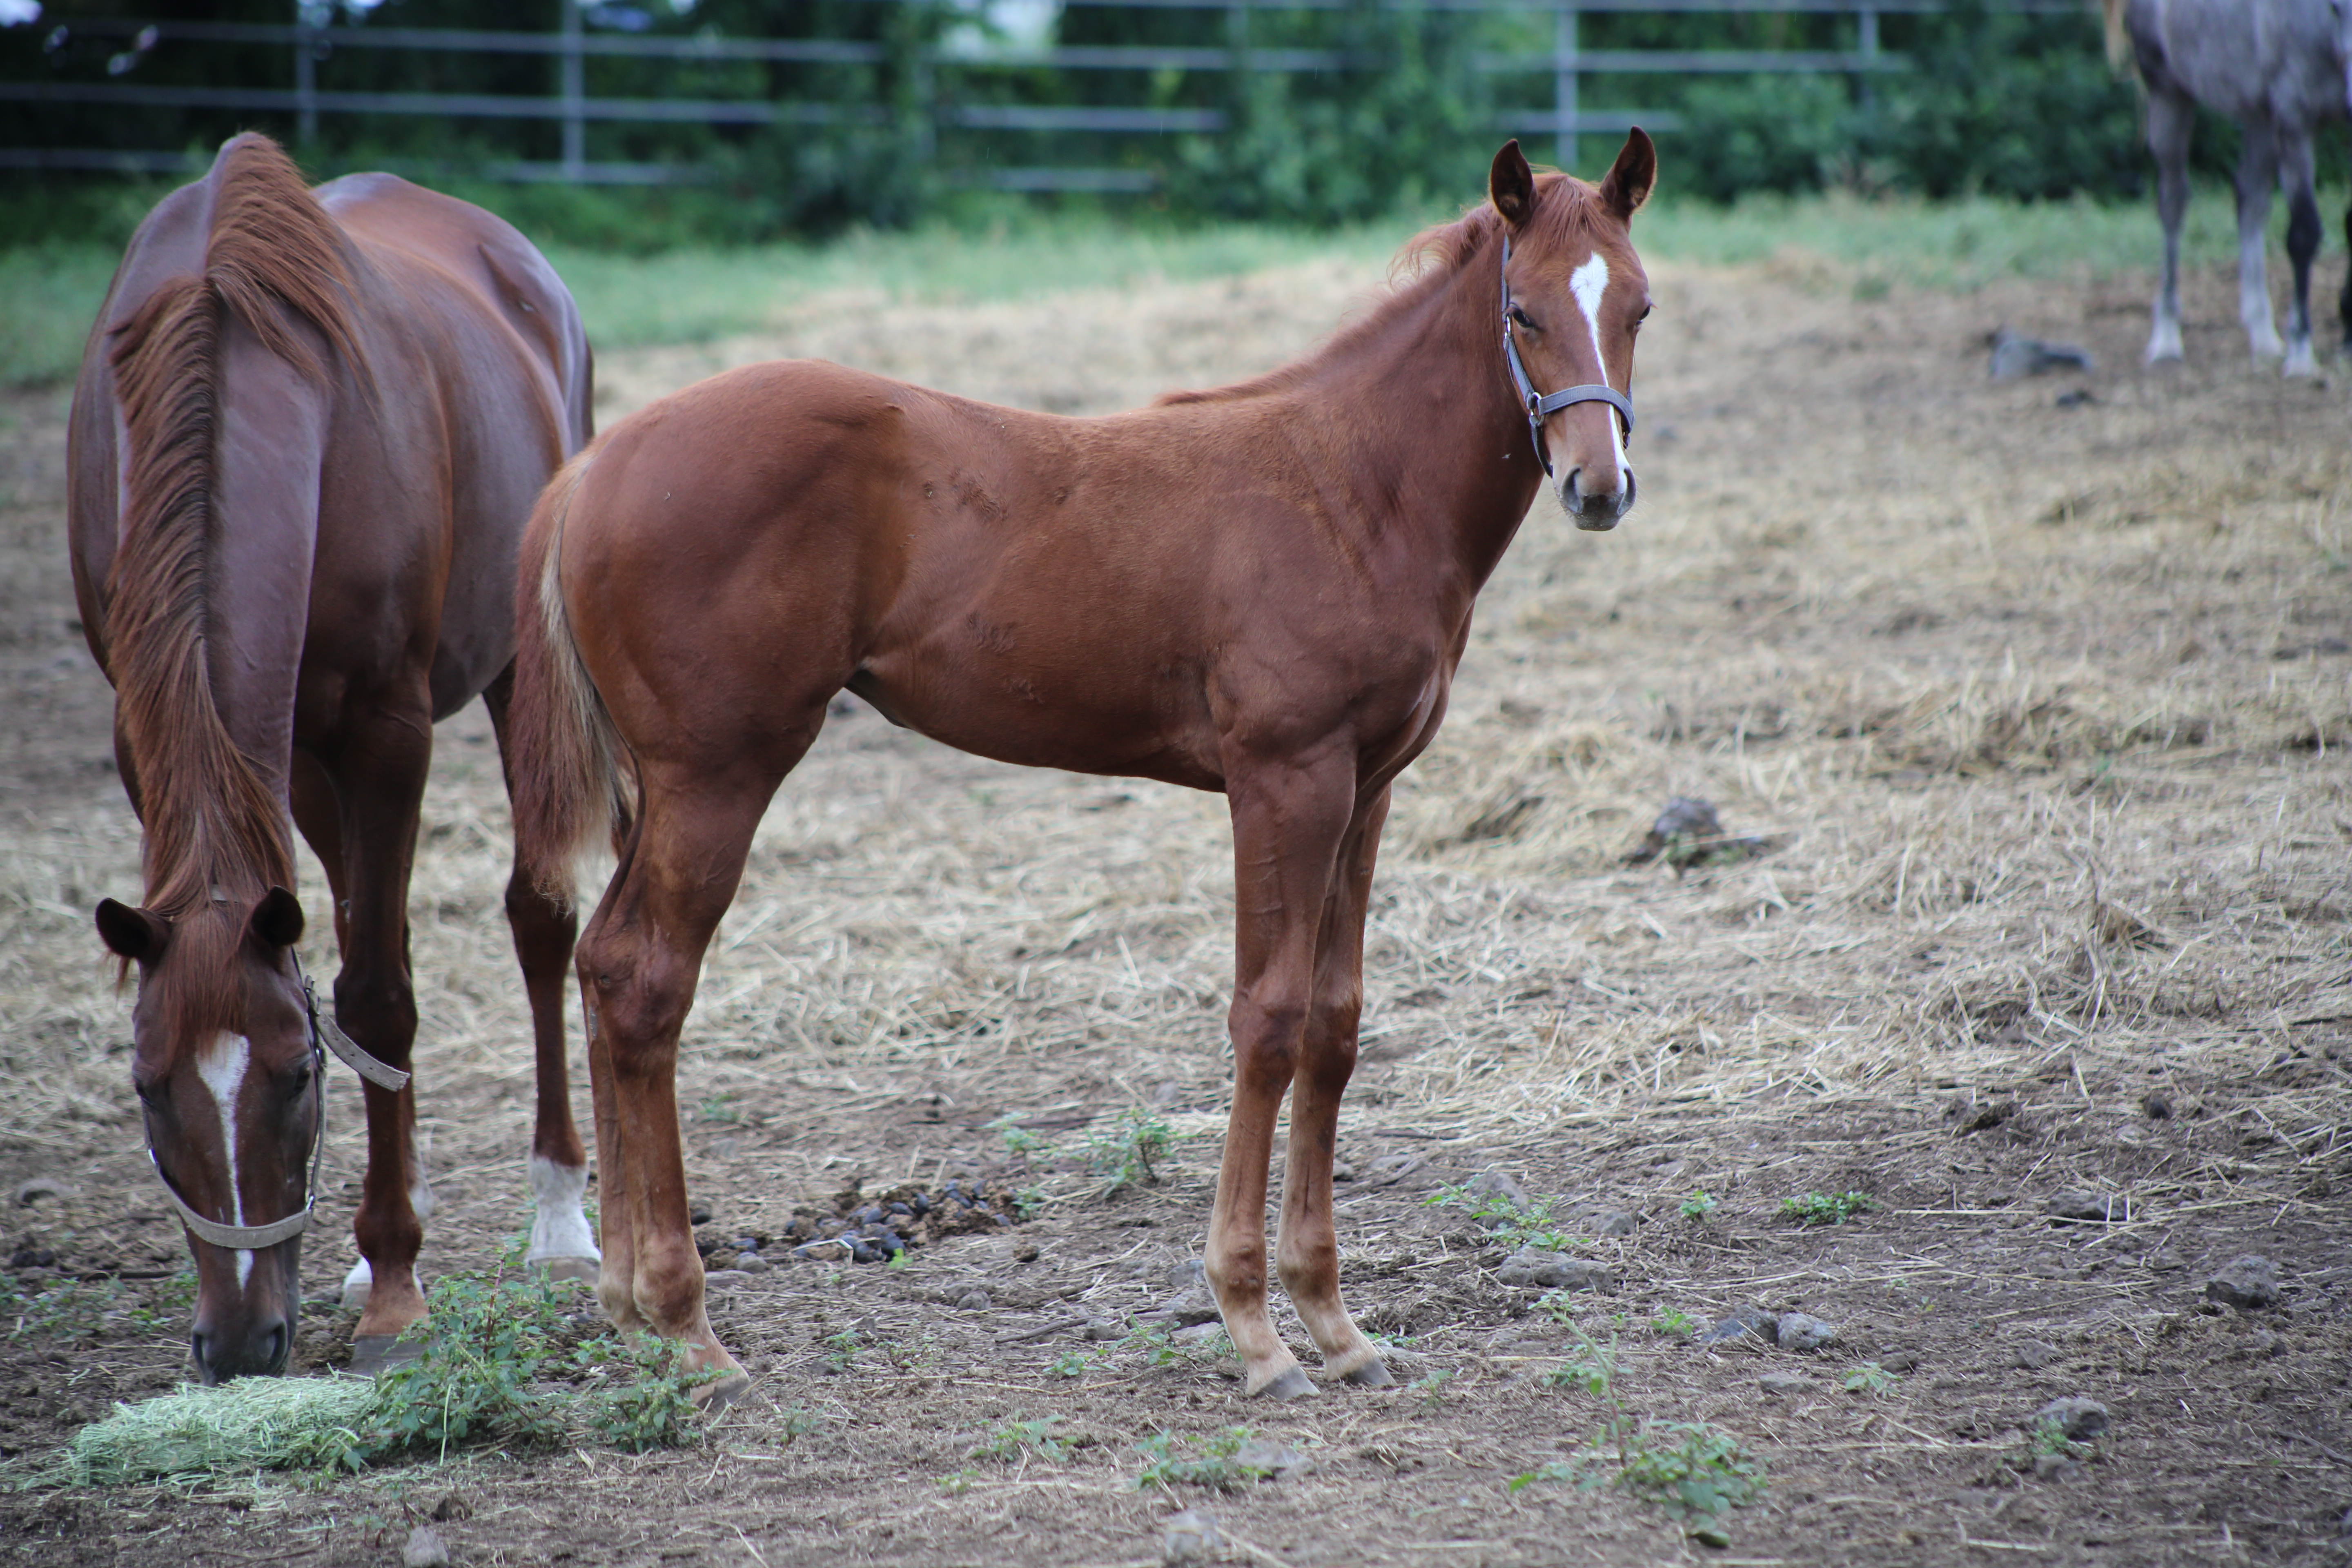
left=68, top=1376, right=379, bottom=1485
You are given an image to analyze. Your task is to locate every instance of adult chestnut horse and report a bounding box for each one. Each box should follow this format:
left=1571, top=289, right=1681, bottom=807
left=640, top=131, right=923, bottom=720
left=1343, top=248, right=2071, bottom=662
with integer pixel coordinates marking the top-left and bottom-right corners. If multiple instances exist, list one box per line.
left=68, top=134, right=601, bottom=1381
left=511, top=136, right=1654, bottom=1402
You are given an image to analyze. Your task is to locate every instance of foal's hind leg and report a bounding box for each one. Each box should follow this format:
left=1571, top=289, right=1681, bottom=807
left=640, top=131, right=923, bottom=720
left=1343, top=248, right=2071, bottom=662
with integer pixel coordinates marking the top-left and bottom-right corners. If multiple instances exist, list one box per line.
left=1274, top=786, right=1392, bottom=1389
left=483, top=671, right=599, bottom=1285
left=574, top=751, right=801, bottom=1404
left=2146, top=90, right=2194, bottom=363
left=2236, top=124, right=2286, bottom=362
left=1206, top=751, right=1356, bottom=1401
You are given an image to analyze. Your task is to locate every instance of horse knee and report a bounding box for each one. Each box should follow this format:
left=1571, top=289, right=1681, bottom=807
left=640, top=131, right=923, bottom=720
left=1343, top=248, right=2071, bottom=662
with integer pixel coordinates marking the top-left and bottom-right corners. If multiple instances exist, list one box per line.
left=577, top=936, right=695, bottom=1060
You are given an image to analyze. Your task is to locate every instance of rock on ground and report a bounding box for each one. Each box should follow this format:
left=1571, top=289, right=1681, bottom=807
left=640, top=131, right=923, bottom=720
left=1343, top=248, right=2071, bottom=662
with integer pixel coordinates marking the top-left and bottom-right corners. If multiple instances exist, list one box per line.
left=2047, top=1191, right=2119, bottom=1223
left=1758, top=1370, right=1811, bottom=1395
left=1163, top=1509, right=1222, bottom=1565
left=2012, top=1338, right=2059, bottom=1370
left=2205, top=1255, right=2281, bottom=1310
left=1775, top=1312, right=1838, bottom=1353
left=402, top=1526, right=451, bottom=1568
left=2037, top=1396, right=2109, bottom=1441
left=1496, top=1250, right=1611, bottom=1291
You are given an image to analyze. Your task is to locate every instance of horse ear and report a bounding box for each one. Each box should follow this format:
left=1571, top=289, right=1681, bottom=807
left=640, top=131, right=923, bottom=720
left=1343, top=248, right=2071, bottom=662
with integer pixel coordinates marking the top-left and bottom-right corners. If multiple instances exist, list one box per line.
left=250, top=886, right=305, bottom=950
left=1489, top=140, right=1537, bottom=230
left=1597, top=128, right=1657, bottom=224
left=96, top=899, right=169, bottom=964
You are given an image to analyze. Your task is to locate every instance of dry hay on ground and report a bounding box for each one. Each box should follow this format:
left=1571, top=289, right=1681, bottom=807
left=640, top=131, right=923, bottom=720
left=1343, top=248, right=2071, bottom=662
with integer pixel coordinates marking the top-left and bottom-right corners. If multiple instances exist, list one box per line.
left=0, top=241, right=2348, bottom=1567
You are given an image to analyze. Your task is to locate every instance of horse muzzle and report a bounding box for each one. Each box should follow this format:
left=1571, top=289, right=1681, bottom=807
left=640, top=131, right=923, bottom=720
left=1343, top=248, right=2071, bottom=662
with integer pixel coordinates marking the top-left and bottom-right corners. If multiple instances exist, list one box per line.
left=1561, top=464, right=1636, bottom=531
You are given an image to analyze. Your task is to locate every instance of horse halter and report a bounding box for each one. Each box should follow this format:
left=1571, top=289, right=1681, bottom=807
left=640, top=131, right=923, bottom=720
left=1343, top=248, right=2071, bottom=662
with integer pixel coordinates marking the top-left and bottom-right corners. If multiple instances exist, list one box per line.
left=146, top=958, right=412, bottom=1252
left=1499, top=232, right=1635, bottom=477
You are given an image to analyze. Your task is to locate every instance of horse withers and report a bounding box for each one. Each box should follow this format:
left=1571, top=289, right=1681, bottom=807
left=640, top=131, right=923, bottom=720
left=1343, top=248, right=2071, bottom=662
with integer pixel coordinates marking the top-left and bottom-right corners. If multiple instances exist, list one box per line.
left=68, top=134, right=601, bottom=1381
left=2105, top=0, right=2351, bottom=373
left=508, top=135, right=1654, bottom=1403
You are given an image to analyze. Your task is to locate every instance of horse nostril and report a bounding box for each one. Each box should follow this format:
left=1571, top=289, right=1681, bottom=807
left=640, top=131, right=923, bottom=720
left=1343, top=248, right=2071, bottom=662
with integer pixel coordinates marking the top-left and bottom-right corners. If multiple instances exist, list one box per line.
left=1620, top=470, right=1638, bottom=514
left=190, top=1331, right=222, bottom=1384
left=1564, top=468, right=1586, bottom=512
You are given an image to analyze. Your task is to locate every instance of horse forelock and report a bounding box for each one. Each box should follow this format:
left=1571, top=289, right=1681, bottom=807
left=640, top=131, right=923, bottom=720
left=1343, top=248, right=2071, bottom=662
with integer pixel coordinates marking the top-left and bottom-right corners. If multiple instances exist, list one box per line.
left=102, top=133, right=335, bottom=942
left=142, top=905, right=261, bottom=1060
left=1394, top=172, right=1619, bottom=285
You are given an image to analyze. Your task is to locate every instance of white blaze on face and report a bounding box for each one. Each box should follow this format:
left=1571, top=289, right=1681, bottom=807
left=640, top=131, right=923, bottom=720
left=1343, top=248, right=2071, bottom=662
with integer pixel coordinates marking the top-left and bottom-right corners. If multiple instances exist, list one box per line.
left=195, top=1032, right=255, bottom=1287
left=1566, top=252, right=1628, bottom=476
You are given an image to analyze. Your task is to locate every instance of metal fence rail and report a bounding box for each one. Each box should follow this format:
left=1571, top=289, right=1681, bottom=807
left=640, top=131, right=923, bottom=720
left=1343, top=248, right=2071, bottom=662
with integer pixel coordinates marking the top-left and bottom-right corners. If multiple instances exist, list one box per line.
left=2, top=1, right=2073, bottom=190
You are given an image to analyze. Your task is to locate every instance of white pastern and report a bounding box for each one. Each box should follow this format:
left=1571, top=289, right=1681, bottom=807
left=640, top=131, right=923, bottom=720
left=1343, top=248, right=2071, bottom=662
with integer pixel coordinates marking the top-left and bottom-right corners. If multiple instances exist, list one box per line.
left=527, top=1154, right=601, bottom=1265
left=1567, top=253, right=1628, bottom=475
left=195, top=1032, right=255, bottom=1288
left=342, top=1256, right=372, bottom=1311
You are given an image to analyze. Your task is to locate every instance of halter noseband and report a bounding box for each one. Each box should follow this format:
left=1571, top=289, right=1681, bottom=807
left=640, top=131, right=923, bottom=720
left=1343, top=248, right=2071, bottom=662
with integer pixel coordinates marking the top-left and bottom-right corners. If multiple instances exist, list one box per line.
left=1500, top=232, right=1635, bottom=477
left=147, top=957, right=412, bottom=1252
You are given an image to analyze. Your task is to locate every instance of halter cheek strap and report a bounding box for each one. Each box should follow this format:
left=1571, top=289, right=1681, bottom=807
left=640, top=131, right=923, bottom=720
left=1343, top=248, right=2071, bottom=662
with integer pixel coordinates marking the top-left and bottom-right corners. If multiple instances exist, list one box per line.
left=146, top=958, right=412, bottom=1252
left=1500, top=232, right=1635, bottom=477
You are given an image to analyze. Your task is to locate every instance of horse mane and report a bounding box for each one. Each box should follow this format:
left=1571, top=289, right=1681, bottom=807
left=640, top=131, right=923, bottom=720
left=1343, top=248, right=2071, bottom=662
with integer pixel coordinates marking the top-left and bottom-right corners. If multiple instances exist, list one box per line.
left=103, top=133, right=358, bottom=1021
left=1154, top=171, right=1600, bottom=409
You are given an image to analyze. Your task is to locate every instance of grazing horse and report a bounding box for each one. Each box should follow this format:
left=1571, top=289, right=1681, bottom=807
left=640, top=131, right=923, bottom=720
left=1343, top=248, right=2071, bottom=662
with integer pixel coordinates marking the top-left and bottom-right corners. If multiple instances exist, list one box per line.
left=67, top=134, right=601, bottom=1381
left=509, top=135, right=1655, bottom=1403
left=2104, top=0, right=2351, bottom=374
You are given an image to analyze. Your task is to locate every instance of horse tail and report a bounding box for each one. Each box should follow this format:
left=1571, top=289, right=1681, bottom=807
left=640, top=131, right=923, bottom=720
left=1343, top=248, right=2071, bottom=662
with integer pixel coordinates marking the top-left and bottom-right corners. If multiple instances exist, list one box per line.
left=103, top=133, right=357, bottom=960
left=510, top=449, right=633, bottom=911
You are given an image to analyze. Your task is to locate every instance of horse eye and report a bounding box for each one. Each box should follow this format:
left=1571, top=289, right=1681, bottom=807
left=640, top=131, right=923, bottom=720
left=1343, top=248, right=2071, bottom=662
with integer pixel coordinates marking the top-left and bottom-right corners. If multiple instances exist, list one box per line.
left=1509, top=305, right=1536, bottom=330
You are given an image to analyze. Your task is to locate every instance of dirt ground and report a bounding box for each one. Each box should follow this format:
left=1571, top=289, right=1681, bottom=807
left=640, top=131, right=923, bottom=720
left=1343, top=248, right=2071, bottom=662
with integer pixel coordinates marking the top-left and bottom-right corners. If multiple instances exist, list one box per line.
left=1, top=227, right=2349, bottom=1568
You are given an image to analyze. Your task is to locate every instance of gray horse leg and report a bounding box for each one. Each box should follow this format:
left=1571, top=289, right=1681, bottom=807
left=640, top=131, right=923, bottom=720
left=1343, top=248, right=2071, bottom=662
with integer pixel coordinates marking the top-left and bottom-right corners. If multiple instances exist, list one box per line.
left=2147, top=91, right=2193, bottom=363
left=2341, top=199, right=2352, bottom=352
left=2235, top=124, right=2285, bottom=362
left=2280, top=131, right=2321, bottom=376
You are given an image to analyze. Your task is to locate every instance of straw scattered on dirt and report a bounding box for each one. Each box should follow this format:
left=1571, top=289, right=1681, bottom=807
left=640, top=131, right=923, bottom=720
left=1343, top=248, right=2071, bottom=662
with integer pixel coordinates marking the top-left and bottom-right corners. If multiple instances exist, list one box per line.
left=1, top=235, right=2348, bottom=1566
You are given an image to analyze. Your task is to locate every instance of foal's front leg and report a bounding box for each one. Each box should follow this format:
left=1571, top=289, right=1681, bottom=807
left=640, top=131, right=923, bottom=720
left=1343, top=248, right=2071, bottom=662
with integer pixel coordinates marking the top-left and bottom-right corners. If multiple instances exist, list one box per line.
left=1206, top=755, right=1355, bottom=1401
left=1274, top=786, right=1392, bottom=1388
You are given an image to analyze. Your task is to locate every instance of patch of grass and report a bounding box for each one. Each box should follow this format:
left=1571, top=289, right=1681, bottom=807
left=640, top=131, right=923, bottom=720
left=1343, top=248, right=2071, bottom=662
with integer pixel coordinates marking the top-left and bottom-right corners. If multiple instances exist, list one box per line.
left=1410, top=1368, right=1454, bottom=1408
left=1677, top=1191, right=1719, bottom=1221
left=0, top=243, right=116, bottom=389
left=1780, top=1190, right=1878, bottom=1227
left=4, top=1273, right=123, bottom=1343
left=61, top=1262, right=729, bottom=1483
left=1650, top=1308, right=1697, bottom=1341
left=970, top=1414, right=1074, bottom=1465
left=1133, top=1427, right=1271, bottom=1492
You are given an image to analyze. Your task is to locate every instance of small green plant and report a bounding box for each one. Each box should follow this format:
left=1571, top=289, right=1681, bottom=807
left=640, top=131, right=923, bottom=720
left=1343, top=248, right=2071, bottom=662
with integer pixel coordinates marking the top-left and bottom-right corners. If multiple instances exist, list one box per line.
left=999, top=1125, right=1055, bottom=1158
left=1521, top=1319, right=1764, bottom=1526
left=695, top=1094, right=740, bottom=1125
left=1133, top=1427, right=1270, bottom=1491
left=1424, top=1184, right=1583, bottom=1252
left=1083, top=1109, right=1174, bottom=1193
left=1780, top=1190, right=1877, bottom=1227
left=1650, top=1308, right=1696, bottom=1340
left=2025, top=1416, right=2086, bottom=1459
left=1411, top=1368, right=1453, bottom=1408
left=971, top=1414, right=1074, bottom=1464
left=1013, top=1186, right=1046, bottom=1220
left=1536, top=1289, right=1588, bottom=1328
left=822, top=1327, right=862, bottom=1372
left=1679, top=1191, right=1719, bottom=1221
left=1543, top=1323, right=1618, bottom=1397
left=1842, top=1362, right=1898, bottom=1397
left=4, top=1273, right=123, bottom=1343
left=1049, top=1350, right=1091, bottom=1378
left=586, top=1332, right=724, bottom=1452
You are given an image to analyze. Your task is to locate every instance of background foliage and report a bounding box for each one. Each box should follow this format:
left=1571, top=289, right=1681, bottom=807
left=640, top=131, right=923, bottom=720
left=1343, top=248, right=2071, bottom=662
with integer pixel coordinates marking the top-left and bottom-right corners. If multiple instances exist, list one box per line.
left=4, top=0, right=2304, bottom=245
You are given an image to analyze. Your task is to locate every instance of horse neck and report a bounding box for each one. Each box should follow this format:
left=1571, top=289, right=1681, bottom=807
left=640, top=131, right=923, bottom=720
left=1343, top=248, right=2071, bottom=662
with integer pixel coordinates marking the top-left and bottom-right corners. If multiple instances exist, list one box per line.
left=1291, top=231, right=1547, bottom=604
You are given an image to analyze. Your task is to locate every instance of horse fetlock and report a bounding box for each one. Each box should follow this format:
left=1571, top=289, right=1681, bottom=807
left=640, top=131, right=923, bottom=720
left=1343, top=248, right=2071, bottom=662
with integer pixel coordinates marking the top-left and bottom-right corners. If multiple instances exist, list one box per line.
left=1247, top=1361, right=1318, bottom=1403
left=526, top=1154, right=600, bottom=1269
left=2283, top=338, right=2320, bottom=378
left=353, top=1267, right=425, bottom=1340
left=2146, top=318, right=2185, bottom=363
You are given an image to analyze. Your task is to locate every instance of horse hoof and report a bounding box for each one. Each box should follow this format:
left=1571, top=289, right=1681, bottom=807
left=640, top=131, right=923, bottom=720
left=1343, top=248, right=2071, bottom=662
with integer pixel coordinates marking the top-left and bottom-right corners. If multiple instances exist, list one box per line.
left=529, top=1254, right=601, bottom=1285
left=1341, top=1358, right=1395, bottom=1388
left=1254, top=1366, right=1317, bottom=1403
left=350, top=1334, right=425, bottom=1376
left=693, top=1368, right=755, bottom=1411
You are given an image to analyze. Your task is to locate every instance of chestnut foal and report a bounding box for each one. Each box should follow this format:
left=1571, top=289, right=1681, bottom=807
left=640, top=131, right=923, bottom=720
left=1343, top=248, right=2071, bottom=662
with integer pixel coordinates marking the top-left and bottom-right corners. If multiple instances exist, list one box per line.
left=511, top=136, right=1655, bottom=1402
left=69, top=134, right=601, bottom=1379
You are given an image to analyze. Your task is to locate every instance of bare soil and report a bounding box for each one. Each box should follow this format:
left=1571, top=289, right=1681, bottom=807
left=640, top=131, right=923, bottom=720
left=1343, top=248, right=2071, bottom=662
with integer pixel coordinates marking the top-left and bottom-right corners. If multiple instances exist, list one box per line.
left=1, top=237, right=2349, bottom=1568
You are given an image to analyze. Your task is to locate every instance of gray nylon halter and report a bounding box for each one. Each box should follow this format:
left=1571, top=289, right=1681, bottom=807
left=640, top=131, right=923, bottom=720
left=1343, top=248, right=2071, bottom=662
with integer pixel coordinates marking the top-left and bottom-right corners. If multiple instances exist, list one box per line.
left=147, top=957, right=412, bottom=1252
left=1500, top=232, right=1635, bottom=477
